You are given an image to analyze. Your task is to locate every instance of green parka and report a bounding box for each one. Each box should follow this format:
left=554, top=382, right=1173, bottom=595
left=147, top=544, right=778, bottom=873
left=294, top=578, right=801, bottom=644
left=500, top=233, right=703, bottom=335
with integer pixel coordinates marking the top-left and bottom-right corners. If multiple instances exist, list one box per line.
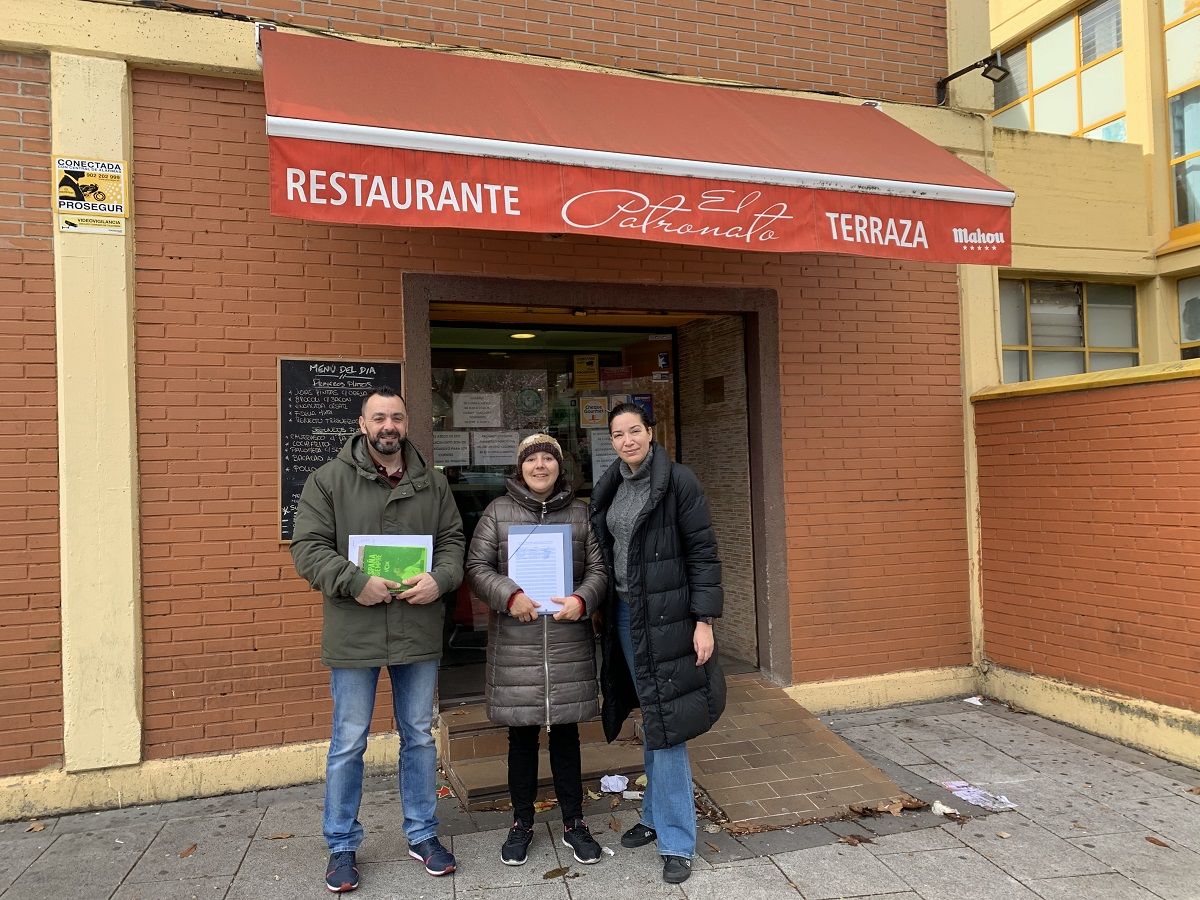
left=290, top=434, right=465, bottom=667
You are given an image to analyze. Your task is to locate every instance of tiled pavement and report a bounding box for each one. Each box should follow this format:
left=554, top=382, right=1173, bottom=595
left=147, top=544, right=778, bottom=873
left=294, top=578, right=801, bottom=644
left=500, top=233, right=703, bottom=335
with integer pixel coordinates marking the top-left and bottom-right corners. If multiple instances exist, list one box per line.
left=692, top=674, right=909, bottom=825
left=3, top=697, right=1200, bottom=898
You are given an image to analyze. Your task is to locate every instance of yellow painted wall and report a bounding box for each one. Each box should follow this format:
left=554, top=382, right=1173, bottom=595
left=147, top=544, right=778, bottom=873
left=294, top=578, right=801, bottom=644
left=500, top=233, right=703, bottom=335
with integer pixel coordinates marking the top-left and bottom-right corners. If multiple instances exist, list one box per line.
left=992, top=128, right=1154, bottom=276
left=990, top=0, right=1083, bottom=48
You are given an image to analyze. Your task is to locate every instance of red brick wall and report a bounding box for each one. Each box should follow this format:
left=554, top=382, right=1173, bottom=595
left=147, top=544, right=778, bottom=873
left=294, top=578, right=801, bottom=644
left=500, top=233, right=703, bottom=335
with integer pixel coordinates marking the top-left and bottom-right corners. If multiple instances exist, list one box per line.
left=132, top=69, right=969, bottom=758
left=185, top=0, right=945, bottom=104
left=0, top=53, right=62, bottom=776
left=977, top=380, right=1200, bottom=712
left=780, top=257, right=971, bottom=681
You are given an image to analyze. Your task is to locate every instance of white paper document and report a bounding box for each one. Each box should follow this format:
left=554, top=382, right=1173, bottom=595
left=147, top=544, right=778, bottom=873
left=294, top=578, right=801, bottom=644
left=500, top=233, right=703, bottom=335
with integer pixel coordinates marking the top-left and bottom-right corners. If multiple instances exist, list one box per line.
left=472, top=430, right=520, bottom=466
left=432, top=430, right=470, bottom=466
left=452, top=392, right=503, bottom=428
left=507, top=524, right=573, bottom=615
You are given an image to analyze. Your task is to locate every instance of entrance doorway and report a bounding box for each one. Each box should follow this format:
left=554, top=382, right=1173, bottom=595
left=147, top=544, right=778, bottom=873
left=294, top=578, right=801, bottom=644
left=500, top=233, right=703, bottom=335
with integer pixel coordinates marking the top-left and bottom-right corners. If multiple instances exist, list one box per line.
left=427, top=306, right=760, bottom=702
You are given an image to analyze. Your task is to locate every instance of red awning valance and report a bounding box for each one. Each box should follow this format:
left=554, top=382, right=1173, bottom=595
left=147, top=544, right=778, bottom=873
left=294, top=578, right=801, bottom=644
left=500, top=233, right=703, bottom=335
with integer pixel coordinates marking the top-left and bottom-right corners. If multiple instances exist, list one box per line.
left=261, top=29, right=1014, bottom=264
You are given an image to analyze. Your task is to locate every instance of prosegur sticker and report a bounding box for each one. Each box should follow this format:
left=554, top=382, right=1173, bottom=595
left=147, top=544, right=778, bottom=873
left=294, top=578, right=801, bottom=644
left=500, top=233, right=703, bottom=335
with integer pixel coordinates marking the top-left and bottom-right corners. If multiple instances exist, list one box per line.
left=58, top=214, right=126, bottom=235
left=54, top=156, right=128, bottom=217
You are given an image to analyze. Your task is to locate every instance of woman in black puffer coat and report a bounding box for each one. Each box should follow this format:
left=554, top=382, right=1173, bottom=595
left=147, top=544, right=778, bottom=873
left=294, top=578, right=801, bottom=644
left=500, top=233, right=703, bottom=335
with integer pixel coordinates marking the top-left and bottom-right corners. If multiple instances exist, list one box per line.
left=588, top=403, right=725, bottom=886
left=465, top=433, right=607, bottom=868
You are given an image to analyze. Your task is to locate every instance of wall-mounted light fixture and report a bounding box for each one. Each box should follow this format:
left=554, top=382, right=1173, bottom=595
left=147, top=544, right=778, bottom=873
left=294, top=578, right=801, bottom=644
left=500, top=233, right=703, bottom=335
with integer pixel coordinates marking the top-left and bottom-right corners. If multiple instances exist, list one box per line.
left=936, top=52, right=1010, bottom=106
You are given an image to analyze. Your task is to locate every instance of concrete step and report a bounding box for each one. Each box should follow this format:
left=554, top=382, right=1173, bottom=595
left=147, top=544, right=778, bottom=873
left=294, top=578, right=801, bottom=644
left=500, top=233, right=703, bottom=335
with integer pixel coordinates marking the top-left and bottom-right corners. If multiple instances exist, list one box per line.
left=439, top=702, right=639, bottom=764
left=446, top=740, right=646, bottom=810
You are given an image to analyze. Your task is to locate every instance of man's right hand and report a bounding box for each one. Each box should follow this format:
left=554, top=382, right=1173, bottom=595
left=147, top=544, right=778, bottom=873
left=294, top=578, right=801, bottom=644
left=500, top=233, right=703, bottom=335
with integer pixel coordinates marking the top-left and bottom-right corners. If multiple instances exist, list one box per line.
left=355, top=576, right=402, bottom=606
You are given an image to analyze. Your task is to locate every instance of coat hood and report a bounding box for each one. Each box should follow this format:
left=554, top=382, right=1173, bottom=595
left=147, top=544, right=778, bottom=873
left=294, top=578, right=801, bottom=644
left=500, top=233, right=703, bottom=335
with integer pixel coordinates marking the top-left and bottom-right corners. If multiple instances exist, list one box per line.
left=337, top=433, right=430, bottom=482
left=504, top=475, right=575, bottom=514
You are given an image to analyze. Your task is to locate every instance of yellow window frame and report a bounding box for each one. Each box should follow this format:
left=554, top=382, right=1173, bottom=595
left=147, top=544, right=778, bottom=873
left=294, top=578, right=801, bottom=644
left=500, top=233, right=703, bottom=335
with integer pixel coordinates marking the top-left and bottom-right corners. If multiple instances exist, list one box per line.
left=1164, top=7, right=1200, bottom=237
left=992, top=0, right=1126, bottom=137
left=1000, top=279, right=1141, bottom=382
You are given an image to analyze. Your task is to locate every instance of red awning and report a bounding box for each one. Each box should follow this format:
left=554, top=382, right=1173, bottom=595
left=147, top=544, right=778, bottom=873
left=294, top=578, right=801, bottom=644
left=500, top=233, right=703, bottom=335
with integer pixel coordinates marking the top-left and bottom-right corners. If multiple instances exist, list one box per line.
left=261, top=29, right=1014, bottom=264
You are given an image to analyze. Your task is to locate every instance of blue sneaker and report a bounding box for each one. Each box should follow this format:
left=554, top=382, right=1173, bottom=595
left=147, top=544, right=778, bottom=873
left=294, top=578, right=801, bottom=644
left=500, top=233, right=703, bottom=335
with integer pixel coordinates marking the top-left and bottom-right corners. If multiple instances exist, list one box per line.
left=325, top=851, right=359, bottom=893
left=408, top=836, right=456, bottom=876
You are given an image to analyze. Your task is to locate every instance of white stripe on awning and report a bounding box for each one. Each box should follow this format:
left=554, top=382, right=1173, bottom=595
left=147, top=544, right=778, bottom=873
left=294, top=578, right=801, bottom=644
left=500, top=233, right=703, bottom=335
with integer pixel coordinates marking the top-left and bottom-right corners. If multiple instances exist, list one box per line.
left=266, top=115, right=1017, bottom=208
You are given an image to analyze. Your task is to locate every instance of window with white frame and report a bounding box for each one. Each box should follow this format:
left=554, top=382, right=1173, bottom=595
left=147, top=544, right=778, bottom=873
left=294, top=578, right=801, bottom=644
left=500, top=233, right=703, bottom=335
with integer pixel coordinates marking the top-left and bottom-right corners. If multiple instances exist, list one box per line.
left=1164, top=2, right=1200, bottom=231
left=1180, top=275, right=1200, bottom=360
left=993, top=0, right=1126, bottom=142
left=1000, top=279, right=1139, bottom=382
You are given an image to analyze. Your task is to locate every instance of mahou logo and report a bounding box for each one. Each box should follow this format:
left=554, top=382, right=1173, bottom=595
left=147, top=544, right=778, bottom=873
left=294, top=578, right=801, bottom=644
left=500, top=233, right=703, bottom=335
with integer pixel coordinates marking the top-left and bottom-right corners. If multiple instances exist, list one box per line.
left=952, top=227, right=1006, bottom=251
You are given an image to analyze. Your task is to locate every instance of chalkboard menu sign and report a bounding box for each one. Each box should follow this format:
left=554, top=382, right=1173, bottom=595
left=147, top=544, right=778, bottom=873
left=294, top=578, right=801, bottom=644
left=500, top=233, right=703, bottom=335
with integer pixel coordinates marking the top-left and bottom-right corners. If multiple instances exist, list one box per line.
left=279, top=357, right=403, bottom=541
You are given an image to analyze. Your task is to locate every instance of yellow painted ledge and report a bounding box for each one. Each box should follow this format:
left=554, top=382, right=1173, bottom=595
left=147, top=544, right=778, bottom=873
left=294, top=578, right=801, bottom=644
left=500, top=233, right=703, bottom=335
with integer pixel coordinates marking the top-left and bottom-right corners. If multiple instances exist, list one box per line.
left=972, top=358, right=1200, bottom=403
left=983, top=666, right=1200, bottom=769
left=785, top=666, right=980, bottom=714
left=0, top=734, right=399, bottom=823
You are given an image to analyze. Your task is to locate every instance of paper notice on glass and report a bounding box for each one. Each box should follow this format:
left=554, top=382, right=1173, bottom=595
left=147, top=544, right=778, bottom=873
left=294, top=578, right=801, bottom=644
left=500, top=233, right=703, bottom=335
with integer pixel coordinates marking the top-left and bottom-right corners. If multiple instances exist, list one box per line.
left=472, top=430, right=520, bottom=466
left=507, top=524, right=573, bottom=614
left=452, top=392, right=502, bottom=428
left=432, top=430, right=470, bottom=466
left=579, top=396, right=607, bottom=428
left=589, top=428, right=619, bottom=476
left=348, top=534, right=434, bottom=586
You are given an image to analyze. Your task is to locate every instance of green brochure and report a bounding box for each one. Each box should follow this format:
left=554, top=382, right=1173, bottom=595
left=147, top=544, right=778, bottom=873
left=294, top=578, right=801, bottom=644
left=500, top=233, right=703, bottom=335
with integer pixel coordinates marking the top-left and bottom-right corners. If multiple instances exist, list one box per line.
left=359, top=544, right=428, bottom=582
left=348, top=534, right=435, bottom=591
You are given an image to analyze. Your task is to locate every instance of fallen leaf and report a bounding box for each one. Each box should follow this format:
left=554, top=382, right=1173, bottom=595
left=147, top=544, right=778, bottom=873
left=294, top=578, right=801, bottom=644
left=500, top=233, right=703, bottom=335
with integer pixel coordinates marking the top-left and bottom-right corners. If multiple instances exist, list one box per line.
left=1188, top=787, right=1200, bottom=795
left=451, top=709, right=467, bottom=716
left=634, top=774, right=648, bottom=787
left=1146, top=836, right=1173, bottom=849
left=703, top=822, right=721, bottom=834
left=179, top=843, right=198, bottom=858
left=610, top=796, right=621, bottom=810
left=24, top=822, right=45, bottom=833
left=838, top=835, right=863, bottom=846
left=586, top=789, right=601, bottom=801
left=543, top=866, right=570, bottom=879
left=996, top=831, right=1011, bottom=839
left=266, top=833, right=293, bottom=841
left=609, top=815, right=621, bottom=832
left=436, top=785, right=454, bottom=799
left=724, top=822, right=776, bottom=835
left=705, top=841, right=721, bottom=853
left=884, top=801, right=904, bottom=817
left=533, top=799, right=557, bottom=812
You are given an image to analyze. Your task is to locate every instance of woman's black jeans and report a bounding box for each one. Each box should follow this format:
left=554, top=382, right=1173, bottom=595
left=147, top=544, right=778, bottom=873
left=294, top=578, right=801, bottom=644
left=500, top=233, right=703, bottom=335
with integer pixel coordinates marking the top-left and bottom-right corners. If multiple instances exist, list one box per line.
left=507, top=722, right=583, bottom=826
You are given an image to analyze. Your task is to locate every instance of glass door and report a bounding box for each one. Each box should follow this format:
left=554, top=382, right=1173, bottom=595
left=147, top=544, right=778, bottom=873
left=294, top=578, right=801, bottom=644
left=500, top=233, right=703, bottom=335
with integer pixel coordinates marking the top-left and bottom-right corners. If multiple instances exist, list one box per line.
left=430, top=324, right=679, bottom=702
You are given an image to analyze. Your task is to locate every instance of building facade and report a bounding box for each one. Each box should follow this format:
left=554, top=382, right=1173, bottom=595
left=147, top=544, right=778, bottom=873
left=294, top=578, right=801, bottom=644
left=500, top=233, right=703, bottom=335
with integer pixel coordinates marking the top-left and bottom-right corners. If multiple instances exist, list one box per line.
left=0, top=0, right=1196, bottom=819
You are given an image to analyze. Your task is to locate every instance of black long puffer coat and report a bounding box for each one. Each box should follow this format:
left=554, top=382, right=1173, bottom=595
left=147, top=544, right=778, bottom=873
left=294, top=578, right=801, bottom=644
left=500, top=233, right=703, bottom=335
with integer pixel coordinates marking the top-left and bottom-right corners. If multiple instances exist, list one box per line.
left=466, top=477, right=607, bottom=727
left=589, top=443, right=726, bottom=750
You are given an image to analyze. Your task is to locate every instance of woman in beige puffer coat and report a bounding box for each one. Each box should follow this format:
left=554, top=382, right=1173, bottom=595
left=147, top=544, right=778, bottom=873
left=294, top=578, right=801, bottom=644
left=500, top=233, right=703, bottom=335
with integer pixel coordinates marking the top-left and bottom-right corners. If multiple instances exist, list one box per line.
left=465, top=433, right=607, bottom=867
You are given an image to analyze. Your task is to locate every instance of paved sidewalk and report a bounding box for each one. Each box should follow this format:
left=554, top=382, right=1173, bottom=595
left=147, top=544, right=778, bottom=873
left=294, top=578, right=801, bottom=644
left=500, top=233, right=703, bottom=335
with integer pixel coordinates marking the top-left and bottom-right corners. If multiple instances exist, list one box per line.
left=3, top=698, right=1199, bottom=899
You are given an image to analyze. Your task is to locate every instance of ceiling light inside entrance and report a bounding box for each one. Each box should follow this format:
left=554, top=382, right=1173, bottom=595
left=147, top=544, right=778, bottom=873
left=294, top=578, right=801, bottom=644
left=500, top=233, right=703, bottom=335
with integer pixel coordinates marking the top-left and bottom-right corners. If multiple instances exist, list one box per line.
left=510, top=332, right=536, bottom=339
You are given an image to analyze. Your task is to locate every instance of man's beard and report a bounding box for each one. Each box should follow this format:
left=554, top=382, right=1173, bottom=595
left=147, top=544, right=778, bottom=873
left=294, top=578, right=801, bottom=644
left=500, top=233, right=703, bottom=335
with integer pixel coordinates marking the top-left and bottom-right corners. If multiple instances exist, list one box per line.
left=370, top=431, right=403, bottom=455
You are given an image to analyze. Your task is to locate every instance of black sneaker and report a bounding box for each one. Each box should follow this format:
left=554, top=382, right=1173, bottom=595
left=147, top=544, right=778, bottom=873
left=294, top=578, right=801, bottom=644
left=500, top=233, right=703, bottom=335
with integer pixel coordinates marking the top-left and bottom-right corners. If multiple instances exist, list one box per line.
left=501, top=822, right=534, bottom=866
left=325, top=851, right=359, bottom=893
left=620, top=822, right=657, bottom=848
left=662, top=855, right=692, bottom=884
left=562, top=819, right=602, bottom=864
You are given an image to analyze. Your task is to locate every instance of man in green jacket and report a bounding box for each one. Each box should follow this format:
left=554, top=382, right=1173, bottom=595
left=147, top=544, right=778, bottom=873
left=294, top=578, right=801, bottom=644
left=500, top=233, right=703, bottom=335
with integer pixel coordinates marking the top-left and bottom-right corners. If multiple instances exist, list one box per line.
left=291, top=387, right=464, bottom=893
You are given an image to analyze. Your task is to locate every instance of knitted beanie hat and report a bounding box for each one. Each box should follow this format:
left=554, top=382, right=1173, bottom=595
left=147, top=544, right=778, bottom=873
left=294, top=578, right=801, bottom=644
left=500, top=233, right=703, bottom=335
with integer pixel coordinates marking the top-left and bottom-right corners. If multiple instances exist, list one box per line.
left=517, top=432, right=563, bottom=467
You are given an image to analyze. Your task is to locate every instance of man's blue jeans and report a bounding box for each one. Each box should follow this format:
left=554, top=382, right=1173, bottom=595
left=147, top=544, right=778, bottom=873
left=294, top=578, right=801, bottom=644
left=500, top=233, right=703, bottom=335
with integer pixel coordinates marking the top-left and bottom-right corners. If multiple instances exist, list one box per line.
left=616, top=598, right=696, bottom=859
left=324, top=661, right=439, bottom=852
